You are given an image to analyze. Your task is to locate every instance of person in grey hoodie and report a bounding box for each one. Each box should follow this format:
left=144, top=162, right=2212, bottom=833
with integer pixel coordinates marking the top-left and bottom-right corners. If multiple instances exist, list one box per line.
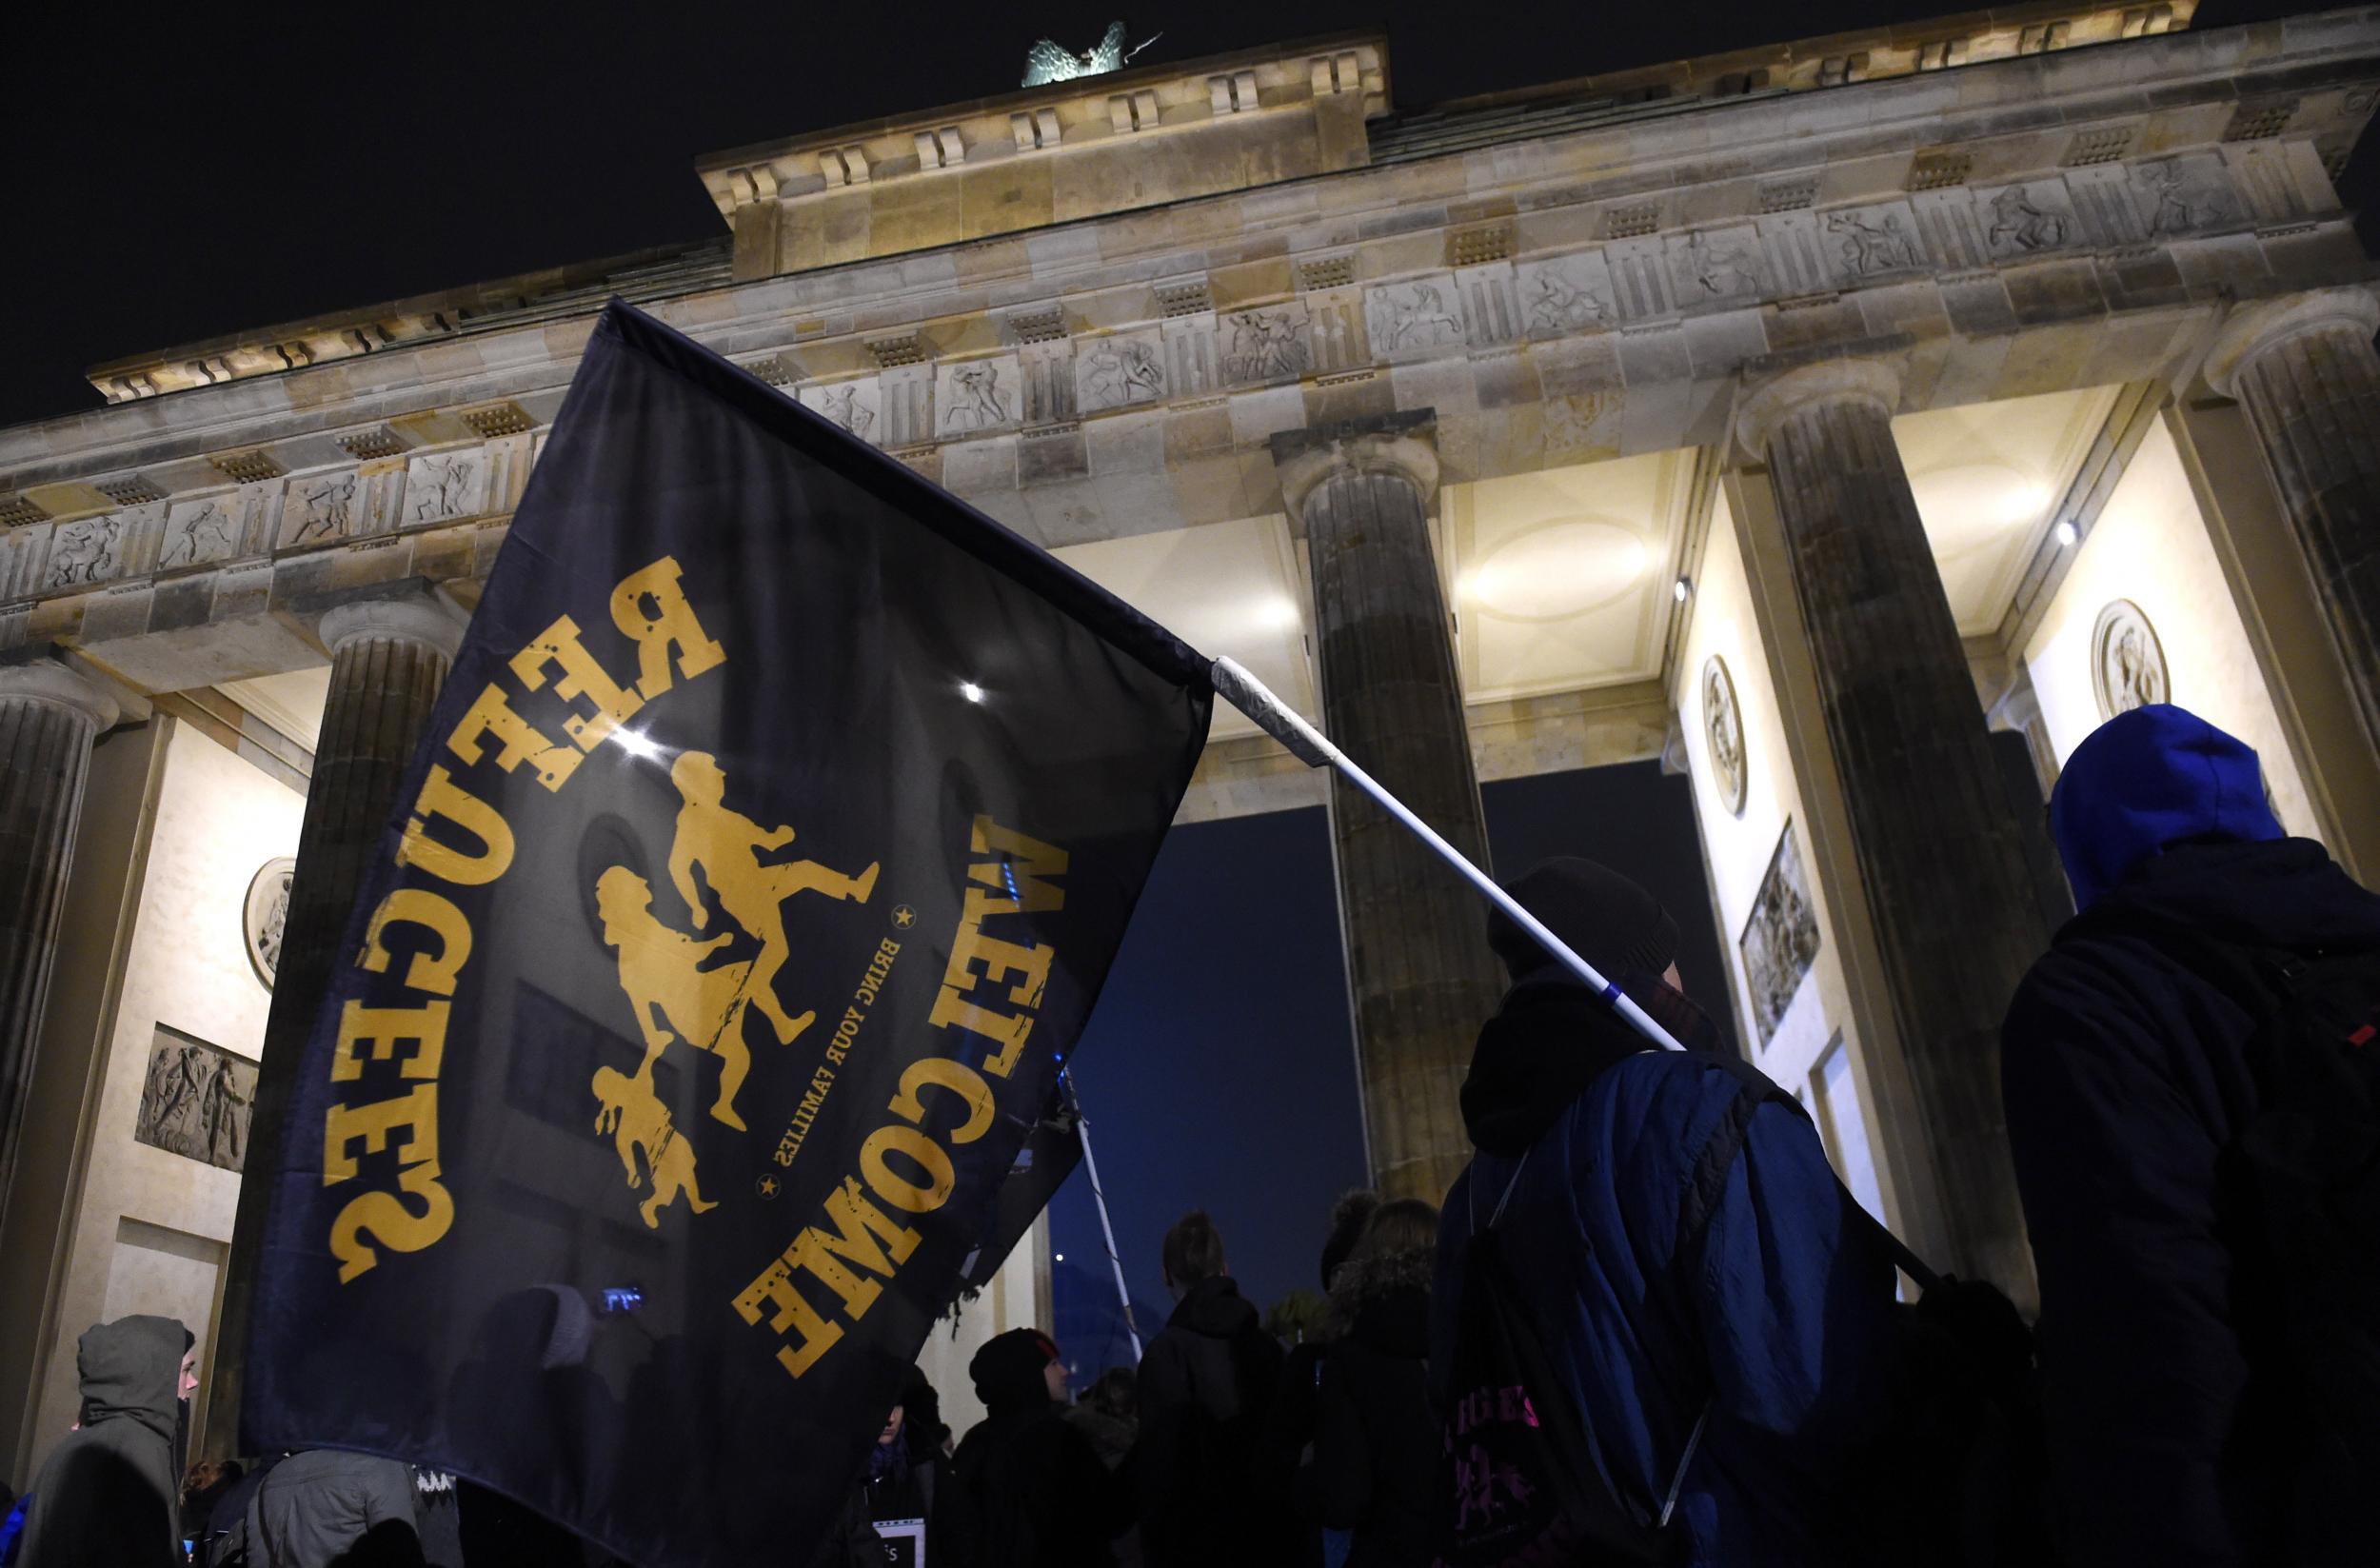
left=18, top=1314, right=196, bottom=1568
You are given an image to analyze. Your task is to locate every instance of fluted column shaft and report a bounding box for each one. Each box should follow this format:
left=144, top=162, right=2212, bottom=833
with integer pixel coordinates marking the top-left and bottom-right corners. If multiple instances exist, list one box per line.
left=2208, top=289, right=2380, bottom=754
left=1740, top=363, right=2047, bottom=1296
left=0, top=663, right=119, bottom=1222
left=1274, top=412, right=1508, bottom=1203
left=209, top=594, right=462, bottom=1453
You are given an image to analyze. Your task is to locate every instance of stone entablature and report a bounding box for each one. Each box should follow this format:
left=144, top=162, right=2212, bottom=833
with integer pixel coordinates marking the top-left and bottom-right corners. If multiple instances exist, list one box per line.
left=71, top=3, right=2201, bottom=408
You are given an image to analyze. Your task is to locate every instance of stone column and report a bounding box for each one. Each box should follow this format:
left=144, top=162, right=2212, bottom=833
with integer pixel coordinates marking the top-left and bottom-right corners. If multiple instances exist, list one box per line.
left=0, top=661, right=120, bottom=1221
left=208, top=591, right=464, bottom=1453
left=1737, top=361, right=2048, bottom=1295
left=2204, top=288, right=2380, bottom=756
left=1270, top=410, right=1508, bottom=1204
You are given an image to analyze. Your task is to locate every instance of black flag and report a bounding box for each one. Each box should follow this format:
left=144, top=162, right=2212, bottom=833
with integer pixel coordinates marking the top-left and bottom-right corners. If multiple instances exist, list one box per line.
left=247, top=301, right=1212, bottom=1566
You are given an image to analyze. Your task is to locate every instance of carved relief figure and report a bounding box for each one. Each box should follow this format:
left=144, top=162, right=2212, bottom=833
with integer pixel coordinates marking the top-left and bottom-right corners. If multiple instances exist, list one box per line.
left=1372, top=282, right=1466, bottom=351
left=942, top=363, right=1014, bottom=433
left=819, top=384, right=876, bottom=439
left=1829, top=210, right=1921, bottom=275
left=290, top=473, right=359, bottom=543
left=2141, top=160, right=2231, bottom=236
left=1739, top=822, right=1822, bottom=1048
left=1524, top=268, right=1611, bottom=334
left=1080, top=337, right=1165, bottom=408
left=408, top=454, right=483, bottom=524
left=1543, top=390, right=1620, bottom=455
left=46, top=517, right=120, bottom=587
left=135, top=1029, right=257, bottom=1173
left=1989, top=186, right=2070, bottom=252
left=161, top=500, right=238, bottom=569
left=1702, top=657, right=1749, bottom=817
left=1222, top=310, right=1309, bottom=381
left=245, top=857, right=295, bottom=986
left=2092, top=599, right=2171, bottom=719
left=1686, top=230, right=1763, bottom=299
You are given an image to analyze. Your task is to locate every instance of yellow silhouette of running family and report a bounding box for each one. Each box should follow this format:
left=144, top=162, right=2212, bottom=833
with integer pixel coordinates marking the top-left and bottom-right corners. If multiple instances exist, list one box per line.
left=589, top=749, right=878, bottom=1227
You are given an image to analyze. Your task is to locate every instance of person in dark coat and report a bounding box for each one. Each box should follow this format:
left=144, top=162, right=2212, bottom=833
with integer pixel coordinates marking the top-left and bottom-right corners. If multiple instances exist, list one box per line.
left=1257, top=1190, right=1379, bottom=1568
left=2002, top=704, right=2380, bottom=1567
left=244, top=1448, right=425, bottom=1567
left=1431, top=858, right=1895, bottom=1568
left=17, top=1314, right=195, bottom=1568
left=935, top=1329, right=1126, bottom=1568
left=1136, top=1211, right=1290, bottom=1568
left=1307, top=1199, right=1438, bottom=1568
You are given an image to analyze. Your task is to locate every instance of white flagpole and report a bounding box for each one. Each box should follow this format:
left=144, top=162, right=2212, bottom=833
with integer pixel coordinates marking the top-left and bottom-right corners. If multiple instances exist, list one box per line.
left=1063, top=1071, right=1144, bottom=1362
left=1208, top=657, right=1686, bottom=1055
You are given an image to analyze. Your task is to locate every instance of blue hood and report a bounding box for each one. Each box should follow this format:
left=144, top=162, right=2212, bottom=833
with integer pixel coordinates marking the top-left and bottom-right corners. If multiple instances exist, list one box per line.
left=2050, top=705, right=2283, bottom=910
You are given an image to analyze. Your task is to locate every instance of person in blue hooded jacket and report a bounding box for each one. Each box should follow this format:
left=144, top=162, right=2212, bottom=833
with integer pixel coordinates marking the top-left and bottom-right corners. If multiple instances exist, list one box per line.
left=1431, top=857, right=1896, bottom=1567
left=2001, top=704, right=2380, bottom=1567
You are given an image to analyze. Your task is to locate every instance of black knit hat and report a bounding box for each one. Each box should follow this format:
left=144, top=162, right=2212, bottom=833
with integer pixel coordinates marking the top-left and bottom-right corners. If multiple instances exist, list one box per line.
left=1486, top=857, right=1678, bottom=983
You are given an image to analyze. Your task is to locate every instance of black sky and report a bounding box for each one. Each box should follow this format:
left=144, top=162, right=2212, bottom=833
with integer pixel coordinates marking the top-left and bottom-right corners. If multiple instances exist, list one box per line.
left=6, top=0, right=2323, bottom=432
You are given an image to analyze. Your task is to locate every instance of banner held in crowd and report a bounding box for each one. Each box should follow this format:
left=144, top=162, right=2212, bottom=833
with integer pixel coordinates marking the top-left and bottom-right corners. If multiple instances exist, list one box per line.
left=245, top=300, right=1213, bottom=1568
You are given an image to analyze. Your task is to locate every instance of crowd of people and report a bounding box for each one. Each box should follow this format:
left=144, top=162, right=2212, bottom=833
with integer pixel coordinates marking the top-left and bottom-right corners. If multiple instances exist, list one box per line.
left=4, top=704, right=2373, bottom=1566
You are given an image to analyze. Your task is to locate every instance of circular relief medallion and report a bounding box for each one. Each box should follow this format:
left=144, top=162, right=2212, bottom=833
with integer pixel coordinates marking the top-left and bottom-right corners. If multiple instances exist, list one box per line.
left=1701, top=656, right=1749, bottom=818
left=244, top=857, right=296, bottom=989
left=2092, top=599, right=2171, bottom=721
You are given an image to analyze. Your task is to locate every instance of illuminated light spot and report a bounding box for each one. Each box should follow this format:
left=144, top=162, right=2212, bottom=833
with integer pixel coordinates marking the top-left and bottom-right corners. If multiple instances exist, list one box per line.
left=2053, top=520, right=2079, bottom=548
left=610, top=726, right=665, bottom=763
left=1674, top=576, right=1693, bottom=604
left=960, top=682, right=986, bottom=704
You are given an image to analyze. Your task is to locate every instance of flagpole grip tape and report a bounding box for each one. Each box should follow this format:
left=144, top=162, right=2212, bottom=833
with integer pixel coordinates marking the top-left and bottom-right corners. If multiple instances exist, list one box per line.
left=1210, top=657, right=1335, bottom=769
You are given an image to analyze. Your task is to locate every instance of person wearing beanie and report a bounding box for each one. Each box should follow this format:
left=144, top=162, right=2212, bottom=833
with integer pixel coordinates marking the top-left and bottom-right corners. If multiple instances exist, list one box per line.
left=934, top=1329, right=1127, bottom=1568
left=2002, top=705, right=2380, bottom=1565
left=1432, top=856, right=1896, bottom=1567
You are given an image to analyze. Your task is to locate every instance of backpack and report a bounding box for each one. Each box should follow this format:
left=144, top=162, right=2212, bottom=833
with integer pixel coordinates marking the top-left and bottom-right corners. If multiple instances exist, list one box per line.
left=1433, top=1075, right=1766, bottom=1568
left=2073, top=908, right=2380, bottom=1560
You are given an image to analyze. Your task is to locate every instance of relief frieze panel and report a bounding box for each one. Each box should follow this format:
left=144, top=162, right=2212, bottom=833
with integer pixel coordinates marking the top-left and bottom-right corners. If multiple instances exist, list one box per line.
left=403, top=447, right=490, bottom=528
left=1823, top=200, right=1929, bottom=286
left=1363, top=274, right=1469, bottom=358
left=936, top=354, right=1024, bottom=437
left=2134, top=153, right=2240, bottom=237
left=1219, top=303, right=1312, bottom=385
left=161, top=485, right=277, bottom=571
left=1516, top=250, right=1617, bottom=337
left=1979, top=180, right=2083, bottom=260
left=799, top=377, right=884, bottom=443
left=1074, top=332, right=1168, bottom=412
left=1668, top=225, right=1767, bottom=308
left=278, top=464, right=404, bottom=548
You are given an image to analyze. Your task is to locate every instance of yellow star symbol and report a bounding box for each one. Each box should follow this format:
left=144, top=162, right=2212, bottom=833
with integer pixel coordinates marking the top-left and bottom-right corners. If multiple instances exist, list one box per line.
left=892, top=904, right=917, bottom=930
left=755, top=1174, right=782, bottom=1200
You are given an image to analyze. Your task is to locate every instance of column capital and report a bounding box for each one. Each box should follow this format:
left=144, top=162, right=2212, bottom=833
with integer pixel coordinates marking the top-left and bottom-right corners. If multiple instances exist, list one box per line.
left=0, top=657, right=120, bottom=732
left=1267, top=409, right=1438, bottom=523
left=1735, top=358, right=1902, bottom=459
left=2204, top=288, right=2380, bottom=397
left=318, top=588, right=468, bottom=662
